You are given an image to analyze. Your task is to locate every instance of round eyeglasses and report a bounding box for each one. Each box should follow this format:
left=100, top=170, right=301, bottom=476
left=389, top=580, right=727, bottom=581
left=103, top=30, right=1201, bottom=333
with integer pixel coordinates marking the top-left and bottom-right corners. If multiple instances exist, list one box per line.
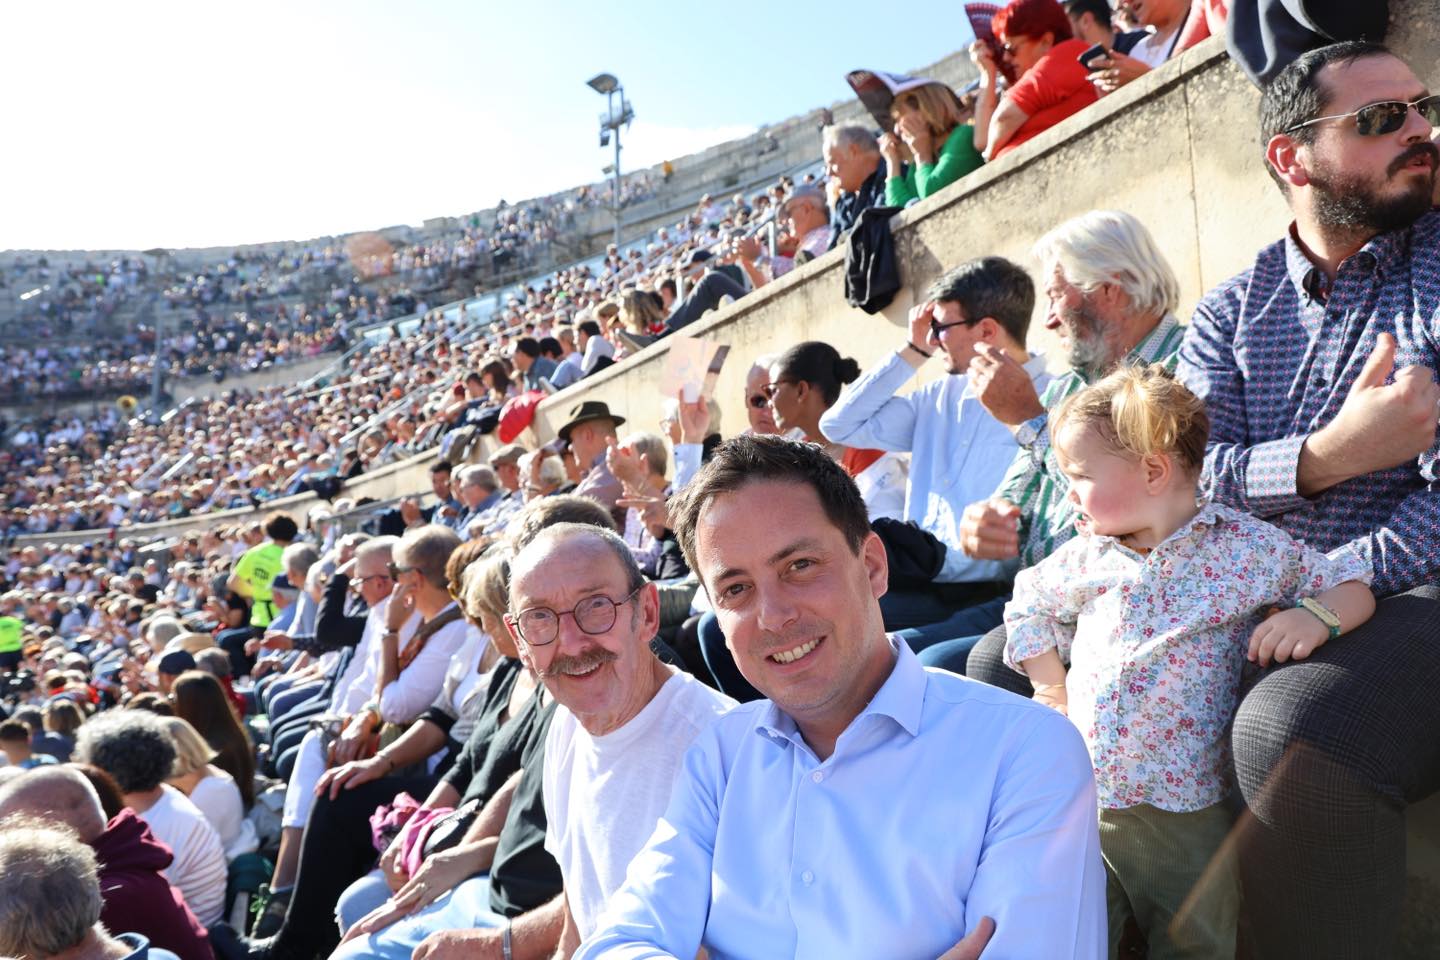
left=507, top=585, right=643, bottom=647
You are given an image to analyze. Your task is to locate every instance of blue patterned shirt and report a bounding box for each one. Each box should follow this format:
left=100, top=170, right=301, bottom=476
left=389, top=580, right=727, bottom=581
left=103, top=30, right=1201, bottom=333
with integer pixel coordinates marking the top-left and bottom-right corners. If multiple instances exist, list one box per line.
left=1177, top=212, right=1440, bottom=596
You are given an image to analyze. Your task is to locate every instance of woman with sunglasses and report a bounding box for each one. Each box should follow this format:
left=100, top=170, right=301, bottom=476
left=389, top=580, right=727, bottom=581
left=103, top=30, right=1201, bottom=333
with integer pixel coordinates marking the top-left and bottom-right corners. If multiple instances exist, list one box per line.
left=765, top=341, right=907, bottom=522
left=973, top=0, right=1098, bottom=161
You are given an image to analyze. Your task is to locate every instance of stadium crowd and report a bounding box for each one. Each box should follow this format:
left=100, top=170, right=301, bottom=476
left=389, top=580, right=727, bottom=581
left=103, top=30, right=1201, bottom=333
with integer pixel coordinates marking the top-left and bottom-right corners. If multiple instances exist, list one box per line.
left=0, top=170, right=655, bottom=407
left=2, top=2, right=1436, bottom=957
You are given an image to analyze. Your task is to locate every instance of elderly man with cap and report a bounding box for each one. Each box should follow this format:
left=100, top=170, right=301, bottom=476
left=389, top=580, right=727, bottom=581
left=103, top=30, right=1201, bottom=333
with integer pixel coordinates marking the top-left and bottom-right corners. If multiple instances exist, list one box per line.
left=558, top=401, right=626, bottom=519
left=733, top=185, right=833, bottom=288
left=466, top=443, right=529, bottom=539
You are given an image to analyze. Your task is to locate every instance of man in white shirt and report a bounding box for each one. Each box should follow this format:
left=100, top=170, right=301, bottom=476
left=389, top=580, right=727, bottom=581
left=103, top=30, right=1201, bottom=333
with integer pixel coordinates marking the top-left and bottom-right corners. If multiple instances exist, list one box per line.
left=577, top=435, right=1105, bottom=959
left=405, top=523, right=735, bottom=959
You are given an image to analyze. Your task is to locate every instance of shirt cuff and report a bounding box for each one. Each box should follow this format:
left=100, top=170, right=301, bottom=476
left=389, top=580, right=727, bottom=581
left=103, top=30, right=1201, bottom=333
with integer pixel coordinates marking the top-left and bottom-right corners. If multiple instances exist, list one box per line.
left=897, top=345, right=927, bottom=370
left=673, top=443, right=703, bottom=491
left=1244, top=434, right=1310, bottom=515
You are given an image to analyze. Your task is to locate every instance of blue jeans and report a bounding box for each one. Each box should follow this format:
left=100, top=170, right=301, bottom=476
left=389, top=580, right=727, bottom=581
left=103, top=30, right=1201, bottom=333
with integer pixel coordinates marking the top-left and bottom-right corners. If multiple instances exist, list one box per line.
left=895, top=595, right=1010, bottom=675
left=331, top=873, right=504, bottom=960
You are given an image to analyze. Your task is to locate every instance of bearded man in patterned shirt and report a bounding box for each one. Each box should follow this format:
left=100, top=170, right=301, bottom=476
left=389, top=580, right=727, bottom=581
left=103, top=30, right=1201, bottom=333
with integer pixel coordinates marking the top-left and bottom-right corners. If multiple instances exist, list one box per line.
left=1177, top=41, right=1440, bottom=959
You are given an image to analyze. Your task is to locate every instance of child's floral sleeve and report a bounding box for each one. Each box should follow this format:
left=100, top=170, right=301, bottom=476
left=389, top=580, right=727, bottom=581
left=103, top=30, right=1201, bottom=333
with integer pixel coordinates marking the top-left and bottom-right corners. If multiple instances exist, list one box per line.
left=1002, top=537, right=1092, bottom=673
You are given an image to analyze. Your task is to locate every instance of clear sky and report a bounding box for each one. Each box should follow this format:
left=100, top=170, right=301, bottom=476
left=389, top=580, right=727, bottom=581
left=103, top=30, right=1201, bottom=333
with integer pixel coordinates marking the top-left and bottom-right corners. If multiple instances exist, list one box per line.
left=3, top=1, right=975, bottom=252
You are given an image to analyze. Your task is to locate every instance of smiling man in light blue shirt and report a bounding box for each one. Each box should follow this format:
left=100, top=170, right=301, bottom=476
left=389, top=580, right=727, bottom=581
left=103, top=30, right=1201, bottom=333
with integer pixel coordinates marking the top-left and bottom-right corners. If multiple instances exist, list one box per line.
left=820, top=257, right=1051, bottom=656
left=575, top=435, right=1104, bottom=960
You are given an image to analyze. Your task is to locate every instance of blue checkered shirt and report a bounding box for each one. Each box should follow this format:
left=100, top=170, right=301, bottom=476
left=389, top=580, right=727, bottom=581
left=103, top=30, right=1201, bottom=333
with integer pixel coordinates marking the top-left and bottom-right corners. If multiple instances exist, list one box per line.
left=1178, top=213, right=1440, bottom=596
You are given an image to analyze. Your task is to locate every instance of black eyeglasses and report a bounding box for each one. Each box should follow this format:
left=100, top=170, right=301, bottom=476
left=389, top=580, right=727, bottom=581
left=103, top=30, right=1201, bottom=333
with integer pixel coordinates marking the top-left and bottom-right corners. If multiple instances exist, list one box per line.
left=746, top=393, right=769, bottom=409
left=930, top=316, right=977, bottom=338
left=351, top=572, right=392, bottom=590
left=507, top=585, right=643, bottom=647
left=1287, top=95, right=1440, bottom=136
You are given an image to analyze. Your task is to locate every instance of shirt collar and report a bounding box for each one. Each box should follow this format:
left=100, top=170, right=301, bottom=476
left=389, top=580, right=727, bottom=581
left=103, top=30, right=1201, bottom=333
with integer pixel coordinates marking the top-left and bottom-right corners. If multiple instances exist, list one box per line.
left=1089, top=499, right=1224, bottom=556
left=1130, top=314, right=1180, bottom=364
left=1283, top=221, right=1408, bottom=303
left=755, top=636, right=926, bottom=750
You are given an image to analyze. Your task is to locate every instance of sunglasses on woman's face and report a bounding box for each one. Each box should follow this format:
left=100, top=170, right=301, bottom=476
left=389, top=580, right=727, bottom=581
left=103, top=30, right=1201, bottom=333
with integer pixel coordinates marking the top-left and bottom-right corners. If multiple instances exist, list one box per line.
left=1287, top=95, right=1440, bottom=137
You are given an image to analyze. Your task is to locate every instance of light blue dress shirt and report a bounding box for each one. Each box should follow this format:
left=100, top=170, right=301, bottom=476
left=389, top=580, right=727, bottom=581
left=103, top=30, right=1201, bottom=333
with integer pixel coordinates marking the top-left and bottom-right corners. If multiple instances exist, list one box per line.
left=819, top=350, right=1052, bottom=582
left=576, top=639, right=1106, bottom=959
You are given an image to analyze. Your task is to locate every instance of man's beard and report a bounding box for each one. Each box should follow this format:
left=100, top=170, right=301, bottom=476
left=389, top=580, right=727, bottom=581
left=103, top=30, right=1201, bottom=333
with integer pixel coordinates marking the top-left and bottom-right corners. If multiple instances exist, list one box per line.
left=1310, top=142, right=1438, bottom=236
left=1063, top=300, right=1115, bottom=381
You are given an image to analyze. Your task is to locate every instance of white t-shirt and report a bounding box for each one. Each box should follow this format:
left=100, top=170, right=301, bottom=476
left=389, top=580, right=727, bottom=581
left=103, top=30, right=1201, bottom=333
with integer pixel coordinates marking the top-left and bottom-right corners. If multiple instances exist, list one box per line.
left=138, top=784, right=228, bottom=926
left=543, top=669, right=735, bottom=938
left=1129, top=25, right=1183, bottom=69
left=189, top=767, right=259, bottom=860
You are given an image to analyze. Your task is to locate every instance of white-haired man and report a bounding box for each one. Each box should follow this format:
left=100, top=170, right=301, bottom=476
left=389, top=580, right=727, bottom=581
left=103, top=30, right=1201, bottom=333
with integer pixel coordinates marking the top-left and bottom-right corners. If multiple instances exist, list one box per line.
left=958, top=209, right=1185, bottom=679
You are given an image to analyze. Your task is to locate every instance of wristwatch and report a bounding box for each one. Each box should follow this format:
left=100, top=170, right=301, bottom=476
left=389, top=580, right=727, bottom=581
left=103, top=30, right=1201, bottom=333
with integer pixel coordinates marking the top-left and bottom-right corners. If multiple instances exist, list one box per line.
left=1014, top=413, right=1048, bottom=449
left=1296, top=597, right=1341, bottom=640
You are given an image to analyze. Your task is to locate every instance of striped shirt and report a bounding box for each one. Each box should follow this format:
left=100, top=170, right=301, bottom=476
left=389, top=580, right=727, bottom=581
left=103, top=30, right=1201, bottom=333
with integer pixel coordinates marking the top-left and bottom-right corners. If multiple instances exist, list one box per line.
left=997, top=314, right=1186, bottom=568
left=1178, top=215, right=1440, bottom=595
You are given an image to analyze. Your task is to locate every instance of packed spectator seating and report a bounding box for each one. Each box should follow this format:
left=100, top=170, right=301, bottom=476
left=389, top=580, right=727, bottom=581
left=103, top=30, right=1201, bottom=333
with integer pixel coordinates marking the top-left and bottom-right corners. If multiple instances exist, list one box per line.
left=7, top=6, right=1440, bottom=958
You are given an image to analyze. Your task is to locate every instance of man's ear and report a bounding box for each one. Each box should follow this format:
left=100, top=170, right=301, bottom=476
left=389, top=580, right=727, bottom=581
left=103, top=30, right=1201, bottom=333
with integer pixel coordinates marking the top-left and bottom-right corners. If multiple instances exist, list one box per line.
left=862, top=531, right=889, bottom=601
left=1266, top=134, right=1312, bottom=190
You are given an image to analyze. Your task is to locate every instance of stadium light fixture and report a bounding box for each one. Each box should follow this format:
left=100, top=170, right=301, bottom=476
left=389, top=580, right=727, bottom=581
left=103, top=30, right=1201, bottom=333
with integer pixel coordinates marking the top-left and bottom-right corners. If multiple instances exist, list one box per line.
left=587, top=73, right=619, bottom=95
left=587, top=73, right=631, bottom=248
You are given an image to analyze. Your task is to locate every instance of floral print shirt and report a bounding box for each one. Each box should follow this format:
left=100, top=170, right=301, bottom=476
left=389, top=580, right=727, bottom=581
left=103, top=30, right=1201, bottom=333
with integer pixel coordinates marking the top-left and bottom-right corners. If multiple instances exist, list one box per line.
left=1004, top=501, right=1372, bottom=812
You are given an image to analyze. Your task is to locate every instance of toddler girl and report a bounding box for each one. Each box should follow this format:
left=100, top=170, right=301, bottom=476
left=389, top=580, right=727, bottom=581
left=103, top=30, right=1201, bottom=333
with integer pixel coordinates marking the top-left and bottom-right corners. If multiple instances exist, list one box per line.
left=1003, top=364, right=1374, bottom=958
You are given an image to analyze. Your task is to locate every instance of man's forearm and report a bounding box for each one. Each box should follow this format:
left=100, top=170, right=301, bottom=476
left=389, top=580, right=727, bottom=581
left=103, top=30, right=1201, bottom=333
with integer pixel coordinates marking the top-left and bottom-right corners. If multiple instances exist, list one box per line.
left=463, top=770, right=520, bottom=844
left=376, top=633, right=400, bottom=692
left=513, top=894, right=567, bottom=960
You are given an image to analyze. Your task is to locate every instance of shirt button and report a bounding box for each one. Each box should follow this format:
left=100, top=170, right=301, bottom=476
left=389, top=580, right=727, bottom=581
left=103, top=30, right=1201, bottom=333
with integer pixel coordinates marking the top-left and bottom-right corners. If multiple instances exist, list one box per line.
left=801, top=870, right=815, bottom=885
left=811, top=770, right=824, bottom=783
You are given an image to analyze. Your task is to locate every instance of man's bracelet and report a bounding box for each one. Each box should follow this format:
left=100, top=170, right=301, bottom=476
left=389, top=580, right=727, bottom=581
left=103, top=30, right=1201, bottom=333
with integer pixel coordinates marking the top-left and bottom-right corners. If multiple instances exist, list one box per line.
left=904, top=341, right=932, bottom=359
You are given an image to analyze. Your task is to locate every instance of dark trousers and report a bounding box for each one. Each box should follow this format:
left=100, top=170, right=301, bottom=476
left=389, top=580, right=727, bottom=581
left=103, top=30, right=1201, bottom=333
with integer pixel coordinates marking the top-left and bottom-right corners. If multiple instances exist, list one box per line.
left=966, top=585, right=1440, bottom=959
left=665, top=271, right=748, bottom=333
left=273, top=772, right=437, bottom=958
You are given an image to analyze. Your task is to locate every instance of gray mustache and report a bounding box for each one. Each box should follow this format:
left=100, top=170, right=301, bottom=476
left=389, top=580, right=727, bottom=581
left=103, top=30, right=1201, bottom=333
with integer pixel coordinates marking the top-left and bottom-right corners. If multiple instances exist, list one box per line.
left=543, top=647, right=619, bottom=678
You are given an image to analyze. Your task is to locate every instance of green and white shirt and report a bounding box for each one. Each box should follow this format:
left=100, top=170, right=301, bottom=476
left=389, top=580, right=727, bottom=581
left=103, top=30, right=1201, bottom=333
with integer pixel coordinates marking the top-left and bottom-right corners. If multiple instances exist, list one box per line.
left=996, top=315, right=1186, bottom=569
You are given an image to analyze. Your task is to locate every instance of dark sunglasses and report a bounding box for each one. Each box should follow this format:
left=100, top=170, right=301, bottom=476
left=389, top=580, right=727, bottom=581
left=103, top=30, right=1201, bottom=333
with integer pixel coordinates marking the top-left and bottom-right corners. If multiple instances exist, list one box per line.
left=930, top=316, right=977, bottom=337
left=1287, top=95, right=1440, bottom=137
left=746, top=393, right=769, bottom=409
left=387, top=562, right=416, bottom=579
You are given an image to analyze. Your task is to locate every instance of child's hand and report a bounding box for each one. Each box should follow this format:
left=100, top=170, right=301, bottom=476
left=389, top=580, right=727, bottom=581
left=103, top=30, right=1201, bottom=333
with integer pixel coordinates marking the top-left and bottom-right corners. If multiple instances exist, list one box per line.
left=1249, top=608, right=1330, bottom=667
left=1033, top=682, right=1069, bottom=716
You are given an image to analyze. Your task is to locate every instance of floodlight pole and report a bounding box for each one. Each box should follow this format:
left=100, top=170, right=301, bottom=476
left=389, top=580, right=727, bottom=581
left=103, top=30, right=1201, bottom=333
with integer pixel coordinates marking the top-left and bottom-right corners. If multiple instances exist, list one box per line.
left=610, top=87, right=623, bottom=249
left=587, top=73, right=629, bottom=250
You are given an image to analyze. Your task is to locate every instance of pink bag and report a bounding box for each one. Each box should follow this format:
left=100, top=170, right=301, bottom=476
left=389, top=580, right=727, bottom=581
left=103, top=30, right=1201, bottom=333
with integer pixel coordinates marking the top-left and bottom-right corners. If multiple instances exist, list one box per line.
left=396, top=806, right=456, bottom=877
left=369, top=792, right=456, bottom=877
left=369, top=791, right=423, bottom=853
